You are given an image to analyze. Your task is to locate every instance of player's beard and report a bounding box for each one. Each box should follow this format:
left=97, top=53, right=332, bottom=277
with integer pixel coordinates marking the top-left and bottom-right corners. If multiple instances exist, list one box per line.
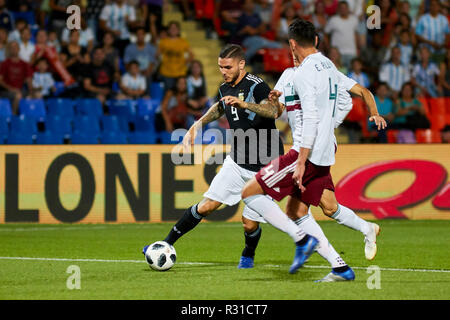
left=227, top=70, right=241, bottom=86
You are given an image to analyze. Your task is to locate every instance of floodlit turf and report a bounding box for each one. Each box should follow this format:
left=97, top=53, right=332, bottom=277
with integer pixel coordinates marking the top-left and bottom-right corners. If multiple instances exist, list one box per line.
left=0, top=220, right=449, bottom=300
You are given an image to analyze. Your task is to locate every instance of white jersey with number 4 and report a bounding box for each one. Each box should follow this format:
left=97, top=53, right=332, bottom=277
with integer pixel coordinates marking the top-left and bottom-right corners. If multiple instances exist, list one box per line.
left=276, top=61, right=357, bottom=161
left=293, top=52, right=352, bottom=166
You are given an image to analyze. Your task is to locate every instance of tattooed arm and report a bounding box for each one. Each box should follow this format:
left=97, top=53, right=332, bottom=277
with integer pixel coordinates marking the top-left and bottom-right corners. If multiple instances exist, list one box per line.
left=220, top=95, right=280, bottom=119
left=183, top=101, right=224, bottom=148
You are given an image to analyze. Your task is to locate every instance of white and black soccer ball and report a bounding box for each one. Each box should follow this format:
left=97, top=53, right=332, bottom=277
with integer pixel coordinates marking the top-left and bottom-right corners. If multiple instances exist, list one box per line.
left=144, top=241, right=177, bottom=271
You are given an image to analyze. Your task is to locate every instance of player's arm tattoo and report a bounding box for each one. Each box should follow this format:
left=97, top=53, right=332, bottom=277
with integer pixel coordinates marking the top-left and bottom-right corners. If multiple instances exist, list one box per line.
left=197, top=101, right=224, bottom=126
left=243, top=99, right=280, bottom=119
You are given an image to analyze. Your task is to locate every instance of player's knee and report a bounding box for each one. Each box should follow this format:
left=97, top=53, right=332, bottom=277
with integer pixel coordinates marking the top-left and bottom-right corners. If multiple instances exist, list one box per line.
left=242, top=218, right=259, bottom=234
left=197, top=199, right=221, bottom=216
left=321, top=203, right=338, bottom=217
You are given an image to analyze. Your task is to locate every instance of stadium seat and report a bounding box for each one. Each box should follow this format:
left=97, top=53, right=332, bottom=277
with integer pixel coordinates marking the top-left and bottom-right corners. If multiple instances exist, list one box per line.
left=10, top=115, right=38, bottom=135
left=347, top=97, right=366, bottom=122
left=387, top=130, right=399, bottom=143
left=0, top=99, right=12, bottom=119
left=46, top=98, right=75, bottom=118
left=134, top=115, right=155, bottom=133
left=0, top=117, right=8, bottom=143
left=136, top=98, right=158, bottom=117
left=149, top=82, right=165, bottom=103
left=100, top=131, right=128, bottom=144
left=53, top=81, right=66, bottom=96
left=261, top=48, right=293, bottom=73
left=417, top=96, right=430, bottom=117
left=101, top=115, right=121, bottom=132
left=36, top=131, right=64, bottom=144
left=71, top=131, right=99, bottom=144
left=107, top=99, right=136, bottom=122
left=73, top=115, right=100, bottom=136
left=415, top=129, right=442, bottom=143
left=74, top=98, right=103, bottom=117
left=45, top=114, right=72, bottom=139
left=428, top=98, right=446, bottom=130
left=159, top=131, right=176, bottom=144
left=6, top=132, right=34, bottom=144
left=128, top=131, right=158, bottom=144
left=19, top=98, right=46, bottom=122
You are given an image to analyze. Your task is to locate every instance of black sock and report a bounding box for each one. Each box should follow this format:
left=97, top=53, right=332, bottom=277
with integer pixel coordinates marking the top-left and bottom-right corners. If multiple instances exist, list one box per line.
left=295, top=234, right=310, bottom=246
left=164, top=204, right=203, bottom=245
left=241, top=226, right=262, bottom=258
left=332, top=265, right=350, bottom=273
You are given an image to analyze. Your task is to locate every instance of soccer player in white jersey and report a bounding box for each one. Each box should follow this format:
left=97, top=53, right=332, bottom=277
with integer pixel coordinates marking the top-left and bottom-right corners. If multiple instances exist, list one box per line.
left=240, top=19, right=387, bottom=280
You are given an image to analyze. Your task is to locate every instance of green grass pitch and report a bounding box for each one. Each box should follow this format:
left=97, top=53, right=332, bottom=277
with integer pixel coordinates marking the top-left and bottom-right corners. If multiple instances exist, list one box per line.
left=0, top=220, right=449, bottom=300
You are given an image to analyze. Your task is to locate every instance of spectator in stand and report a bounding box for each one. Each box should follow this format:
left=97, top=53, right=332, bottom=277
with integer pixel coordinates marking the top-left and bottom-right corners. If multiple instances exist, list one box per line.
left=412, top=45, right=442, bottom=97
left=141, top=0, right=163, bottom=39
left=100, top=31, right=121, bottom=83
left=440, top=49, right=450, bottom=97
left=392, top=82, right=430, bottom=142
left=47, top=30, right=61, bottom=53
left=311, top=1, right=328, bottom=47
left=160, top=77, right=190, bottom=132
left=49, top=0, right=72, bottom=38
left=86, top=0, right=106, bottom=42
left=323, top=0, right=338, bottom=16
left=124, top=27, right=157, bottom=89
left=61, top=18, right=95, bottom=55
left=82, top=46, right=115, bottom=104
left=60, top=30, right=90, bottom=85
left=31, top=58, right=56, bottom=99
left=0, top=27, right=8, bottom=63
left=346, top=0, right=367, bottom=49
left=0, top=41, right=33, bottom=114
left=360, top=31, right=389, bottom=84
left=234, top=0, right=282, bottom=63
left=8, top=18, right=27, bottom=43
left=99, top=0, right=141, bottom=57
left=441, top=125, right=450, bottom=143
left=378, top=0, right=399, bottom=48
left=117, top=60, right=148, bottom=100
left=348, top=58, right=370, bottom=88
left=0, top=0, right=14, bottom=32
left=18, top=27, right=34, bottom=63
left=324, top=1, right=359, bottom=70
left=379, top=46, right=411, bottom=98
left=405, top=0, right=424, bottom=24
left=370, top=82, right=395, bottom=143
left=328, top=47, right=347, bottom=74
left=186, top=60, right=209, bottom=127
left=277, top=2, right=301, bottom=43
left=415, top=0, right=449, bottom=63
left=157, top=21, right=194, bottom=92
left=398, top=29, right=415, bottom=67
left=217, top=0, right=243, bottom=40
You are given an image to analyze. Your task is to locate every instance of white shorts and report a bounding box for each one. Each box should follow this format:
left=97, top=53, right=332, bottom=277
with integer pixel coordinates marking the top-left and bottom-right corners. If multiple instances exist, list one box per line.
left=203, top=156, right=267, bottom=223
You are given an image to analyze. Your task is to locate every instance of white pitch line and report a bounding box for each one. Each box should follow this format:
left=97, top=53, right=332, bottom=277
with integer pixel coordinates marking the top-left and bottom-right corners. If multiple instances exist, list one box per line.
left=0, top=256, right=449, bottom=273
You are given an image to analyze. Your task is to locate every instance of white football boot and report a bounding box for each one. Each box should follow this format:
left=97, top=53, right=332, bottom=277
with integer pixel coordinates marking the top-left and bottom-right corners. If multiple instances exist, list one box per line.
left=364, top=222, right=380, bottom=260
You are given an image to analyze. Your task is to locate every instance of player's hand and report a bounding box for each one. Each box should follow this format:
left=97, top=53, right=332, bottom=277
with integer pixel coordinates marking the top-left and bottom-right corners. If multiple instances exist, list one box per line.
left=182, top=126, right=198, bottom=152
left=268, top=90, right=282, bottom=102
left=220, top=95, right=245, bottom=109
left=292, top=163, right=306, bottom=193
left=369, top=115, right=387, bottom=131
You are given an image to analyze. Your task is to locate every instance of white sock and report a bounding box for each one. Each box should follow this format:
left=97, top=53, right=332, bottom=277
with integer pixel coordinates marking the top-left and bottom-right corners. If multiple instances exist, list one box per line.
left=244, top=195, right=306, bottom=243
left=332, top=204, right=371, bottom=236
left=295, top=210, right=346, bottom=268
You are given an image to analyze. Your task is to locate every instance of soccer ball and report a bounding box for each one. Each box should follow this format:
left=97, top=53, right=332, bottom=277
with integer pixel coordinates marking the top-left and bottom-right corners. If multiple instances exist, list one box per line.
left=144, top=241, right=177, bottom=271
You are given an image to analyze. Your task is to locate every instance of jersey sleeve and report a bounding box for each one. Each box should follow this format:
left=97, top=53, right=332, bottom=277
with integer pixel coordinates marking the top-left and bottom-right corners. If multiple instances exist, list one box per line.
left=337, top=70, right=357, bottom=91
left=335, top=71, right=357, bottom=128
left=293, top=63, right=319, bottom=149
left=274, top=69, right=288, bottom=105
left=252, top=81, right=271, bottom=104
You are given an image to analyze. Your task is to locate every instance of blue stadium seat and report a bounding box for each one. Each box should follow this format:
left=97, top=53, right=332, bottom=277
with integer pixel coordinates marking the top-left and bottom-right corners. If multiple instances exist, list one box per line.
left=12, top=11, right=36, bottom=26
left=150, top=82, right=164, bottom=103
left=6, top=132, right=34, bottom=144
left=134, top=115, right=155, bottom=133
left=73, top=115, right=100, bottom=135
left=74, top=98, right=103, bottom=117
left=19, top=99, right=46, bottom=122
left=0, top=99, right=12, bottom=120
left=10, top=115, right=38, bottom=134
left=107, top=99, right=136, bottom=122
left=128, top=131, right=157, bottom=144
left=100, top=115, right=129, bottom=133
left=46, top=98, right=75, bottom=118
left=159, top=131, right=179, bottom=144
left=0, top=117, right=8, bottom=143
left=36, top=131, right=64, bottom=144
left=100, top=131, right=128, bottom=144
left=53, top=81, right=66, bottom=96
left=136, top=98, right=159, bottom=116
left=45, top=114, right=72, bottom=139
left=71, top=131, right=99, bottom=144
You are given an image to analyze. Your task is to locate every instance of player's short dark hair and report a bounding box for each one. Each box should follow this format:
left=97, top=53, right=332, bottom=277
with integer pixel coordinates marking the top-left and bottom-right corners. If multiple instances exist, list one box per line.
left=288, top=19, right=316, bottom=47
left=219, top=44, right=245, bottom=61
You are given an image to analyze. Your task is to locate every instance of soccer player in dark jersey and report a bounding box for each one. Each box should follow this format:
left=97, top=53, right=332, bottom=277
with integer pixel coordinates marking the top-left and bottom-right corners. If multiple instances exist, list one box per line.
left=148, top=44, right=317, bottom=271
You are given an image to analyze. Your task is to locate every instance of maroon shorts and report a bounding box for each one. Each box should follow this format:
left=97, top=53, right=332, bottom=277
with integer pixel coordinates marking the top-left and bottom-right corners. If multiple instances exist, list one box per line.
left=255, top=149, right=335, bottom=206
